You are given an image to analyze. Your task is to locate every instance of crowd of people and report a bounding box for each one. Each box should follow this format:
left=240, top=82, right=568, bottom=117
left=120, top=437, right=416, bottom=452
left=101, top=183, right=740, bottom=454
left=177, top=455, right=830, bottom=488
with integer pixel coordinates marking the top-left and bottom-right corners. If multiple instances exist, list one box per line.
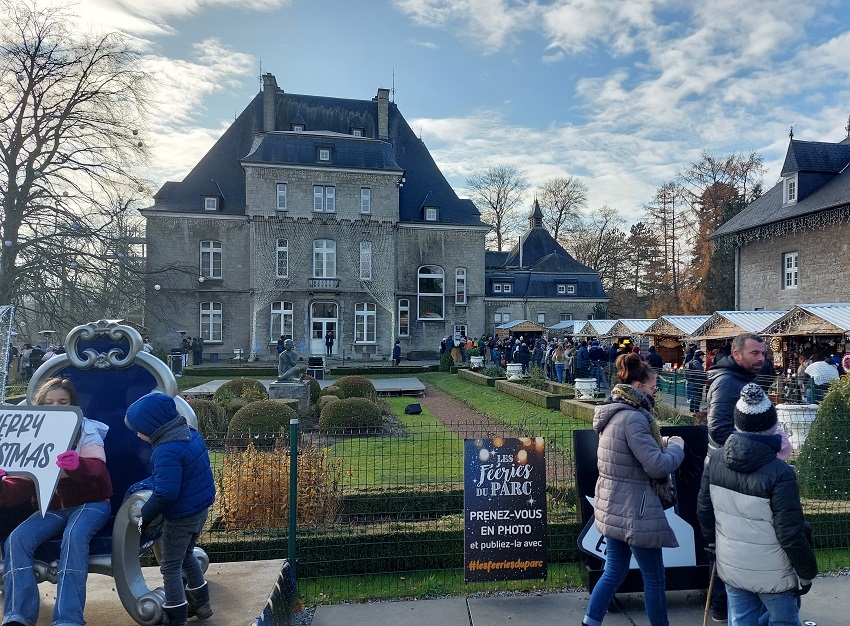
left=583, top=333, right=817, bottom=626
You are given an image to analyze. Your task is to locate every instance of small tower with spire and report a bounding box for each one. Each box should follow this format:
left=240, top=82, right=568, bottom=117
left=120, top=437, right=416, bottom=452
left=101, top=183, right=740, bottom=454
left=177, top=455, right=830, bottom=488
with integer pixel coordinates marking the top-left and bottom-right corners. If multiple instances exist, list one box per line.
left=529, top=198, right=543, bottom=229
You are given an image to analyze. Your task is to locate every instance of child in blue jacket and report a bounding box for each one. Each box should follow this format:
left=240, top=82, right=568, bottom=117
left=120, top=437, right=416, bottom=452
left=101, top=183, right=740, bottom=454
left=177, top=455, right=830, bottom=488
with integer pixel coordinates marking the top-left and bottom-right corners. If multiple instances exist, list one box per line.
left=125, top=392, right=216, bottom=626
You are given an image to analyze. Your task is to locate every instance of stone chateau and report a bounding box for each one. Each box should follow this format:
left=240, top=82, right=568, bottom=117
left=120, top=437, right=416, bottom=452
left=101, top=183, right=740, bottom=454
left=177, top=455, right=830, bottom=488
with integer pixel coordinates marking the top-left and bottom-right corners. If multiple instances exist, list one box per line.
left=142, top=73, right=606, bottom=360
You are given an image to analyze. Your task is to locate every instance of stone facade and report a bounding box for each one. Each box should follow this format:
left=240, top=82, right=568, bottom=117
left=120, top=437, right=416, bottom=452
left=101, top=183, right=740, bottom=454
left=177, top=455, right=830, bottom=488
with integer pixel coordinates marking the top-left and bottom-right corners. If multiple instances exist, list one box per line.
left=737, top=219, right=850, bottom=310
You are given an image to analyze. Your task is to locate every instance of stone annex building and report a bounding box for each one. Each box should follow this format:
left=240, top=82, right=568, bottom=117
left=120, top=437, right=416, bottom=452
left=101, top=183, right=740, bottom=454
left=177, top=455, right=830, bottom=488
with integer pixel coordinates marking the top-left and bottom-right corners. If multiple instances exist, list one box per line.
left=143, top=73, right=606, bottom=361
left=711, top=134, right=850, bottom=310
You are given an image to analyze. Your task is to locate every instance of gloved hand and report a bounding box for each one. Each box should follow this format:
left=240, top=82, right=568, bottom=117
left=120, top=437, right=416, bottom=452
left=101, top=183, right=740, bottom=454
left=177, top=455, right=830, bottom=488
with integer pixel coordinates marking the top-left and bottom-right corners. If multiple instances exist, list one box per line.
left=128, top=501, right=145, bottom=534
left=667, top=436, right=685, bottom=449
left=793, top=579, right=812, bottom=597
left=56, top=450, right=80, bottom=471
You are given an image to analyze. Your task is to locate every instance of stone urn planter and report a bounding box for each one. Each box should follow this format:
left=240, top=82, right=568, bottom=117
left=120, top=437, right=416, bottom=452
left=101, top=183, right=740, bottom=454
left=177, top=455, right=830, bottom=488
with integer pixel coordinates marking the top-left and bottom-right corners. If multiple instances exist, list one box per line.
left=776, top=403, right=819, bottom=451
left=574, top=378, right=597, bottom=400
left=506, top=363, right=523, bottom=381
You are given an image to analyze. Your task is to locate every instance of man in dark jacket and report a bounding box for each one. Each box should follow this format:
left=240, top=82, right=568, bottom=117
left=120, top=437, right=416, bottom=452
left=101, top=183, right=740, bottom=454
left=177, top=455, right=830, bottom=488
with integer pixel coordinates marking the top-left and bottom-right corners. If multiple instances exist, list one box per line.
left=575, top=341, right=590, bottom=377
left=707, top=333, right=766, bottom=450
left=684, top=349, right=706, bottom=413
left=704, top=332, right=766, bottom=621
left=646, top=345, right=663, bottom=369
left=698, top=383, right=816, bottom=625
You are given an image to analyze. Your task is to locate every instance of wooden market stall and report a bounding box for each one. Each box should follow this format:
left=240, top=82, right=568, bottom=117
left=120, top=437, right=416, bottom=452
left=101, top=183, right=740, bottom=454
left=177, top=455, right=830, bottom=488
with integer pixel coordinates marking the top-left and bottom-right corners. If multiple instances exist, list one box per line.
left=761, top=303, right=850, bottom=374
left=601, top=319, right=655, bottom=352
left=547, top=320, right=581, bottom=340
left=495, top=319, right=548, bottom=341
left=574, top=319, right=617, bottom=339
left=689, top=310, right=786, bottom=367
left=643, top=315, right=711, bottom=366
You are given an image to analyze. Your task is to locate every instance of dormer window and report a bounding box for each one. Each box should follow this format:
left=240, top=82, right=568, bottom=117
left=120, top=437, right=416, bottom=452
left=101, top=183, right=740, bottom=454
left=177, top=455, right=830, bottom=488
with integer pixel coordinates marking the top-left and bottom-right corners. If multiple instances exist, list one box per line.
left=783, top=173, right=798, bottom=205
left=425, top=207, right=438, bottom=221
left=351, top=128, right=364, bottom=137
left=292, top=124, right=304, bottom=132
left=318, top=148, right=331, bottom=162
left=204, top=197, right=218, bottom=211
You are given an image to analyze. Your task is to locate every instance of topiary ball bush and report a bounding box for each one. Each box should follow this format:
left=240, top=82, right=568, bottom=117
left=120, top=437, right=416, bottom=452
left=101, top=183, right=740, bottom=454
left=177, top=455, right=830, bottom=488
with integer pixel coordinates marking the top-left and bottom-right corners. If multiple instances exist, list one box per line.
left=213, top=378, right=269, bottom=405
left=222, top=397, right=250, bottom=421
left=319, top=397, right=382, bottom=431
left=320, top=385, right=346, bottom=399
left=227, top=399, right=296, bottom=449
left=797, top=375, right=850, bottom=499
left=332, top=376, right=377, bottom=401
left=439, top=352, right=454, bottom=372
left=302, top=374, right=321, bottom=403
left=187, top=398, right=227, bottom=435
left=314, top=395, right=340, bottom=418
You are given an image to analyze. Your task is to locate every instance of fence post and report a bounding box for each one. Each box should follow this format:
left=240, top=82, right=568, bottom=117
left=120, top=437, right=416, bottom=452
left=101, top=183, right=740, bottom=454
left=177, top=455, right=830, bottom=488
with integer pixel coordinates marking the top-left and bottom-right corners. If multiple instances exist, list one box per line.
left=673, top=369, right=679, bottom=408
left=289, top=418, right=299, bottom=579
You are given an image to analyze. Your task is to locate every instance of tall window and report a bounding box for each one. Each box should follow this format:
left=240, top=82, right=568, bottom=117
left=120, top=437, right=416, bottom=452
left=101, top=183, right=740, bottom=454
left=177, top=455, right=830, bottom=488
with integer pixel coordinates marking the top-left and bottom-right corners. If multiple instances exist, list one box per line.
left=398, top=299, right=410, bottom=336
left=199, top=302, right=222, bottom=341
left=417, top=265, right=444, bottom=320
left=313, top=185, right=336, bottom=212
left=276, top=239, right=289, bottom=278
left=276, top=183, right=287, bottom=211
left=199, top=240, right=222, bottom=279
left=784, top=174, right=798, bottom=205
left=360, top=187, right=371, bottom=214
left=455, top=268, right=467, bottom=304
left=359, top=242, right=372, bottom=280
left=313, top=240, right=336, bottom=277
left=355, top=302, right=376, bottom=343
left=783, top=251, right=798, bottom=289
left=270, top=301, right=293, bottom=341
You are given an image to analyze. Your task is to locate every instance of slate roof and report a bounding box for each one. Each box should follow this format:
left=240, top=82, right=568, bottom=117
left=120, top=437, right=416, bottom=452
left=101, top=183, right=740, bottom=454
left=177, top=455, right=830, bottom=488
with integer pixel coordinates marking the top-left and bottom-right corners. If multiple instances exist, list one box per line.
left=148, top=83, right=484, bottom=226
left=242, top=132, right=402, bottom=171
left=485, top=272, right=607, bottom=298
left=712, top=139, right=850, bottom=239
left=500, top=226, right=598, bottom=274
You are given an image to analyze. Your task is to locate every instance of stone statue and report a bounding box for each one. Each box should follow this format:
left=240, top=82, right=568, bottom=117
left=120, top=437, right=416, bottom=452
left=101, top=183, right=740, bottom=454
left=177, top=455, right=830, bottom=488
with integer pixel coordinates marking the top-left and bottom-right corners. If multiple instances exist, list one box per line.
left=277, top=339, right=301, bottom=382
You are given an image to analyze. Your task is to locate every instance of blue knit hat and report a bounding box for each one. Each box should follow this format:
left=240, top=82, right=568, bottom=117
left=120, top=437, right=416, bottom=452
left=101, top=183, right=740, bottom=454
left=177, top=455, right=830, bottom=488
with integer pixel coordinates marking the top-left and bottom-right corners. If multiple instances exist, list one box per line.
left=125, top=392, right=181, bottom=437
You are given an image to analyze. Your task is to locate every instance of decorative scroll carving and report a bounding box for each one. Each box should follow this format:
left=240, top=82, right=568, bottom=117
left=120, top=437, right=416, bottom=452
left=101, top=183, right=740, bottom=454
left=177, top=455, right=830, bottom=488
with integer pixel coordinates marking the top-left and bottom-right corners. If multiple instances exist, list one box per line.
left=65, top=319, right=144, bottom=369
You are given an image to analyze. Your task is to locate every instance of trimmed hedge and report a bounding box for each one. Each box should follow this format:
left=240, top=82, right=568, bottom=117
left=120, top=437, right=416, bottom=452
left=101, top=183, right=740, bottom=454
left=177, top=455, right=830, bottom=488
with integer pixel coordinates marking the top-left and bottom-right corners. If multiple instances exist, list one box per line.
left=494, top=379, right=569, bottom=409
left=186, top=367, right=277, bottom=377
left=302, top=374, right=321, bottom=403
left=319, top=397, right=382, bottom=430
left=319, top=385, right=346, bottom=399
left=213, top=378, right=269, bottom=404
left=329, top=365, right=437, bottom=375
left=457, top=368, right=498, bottom=387
left=332, top=376, right=377, bottom=401
left=226, top=399, right=297, bottom=447
left=186, top=398, right=228, bottom=435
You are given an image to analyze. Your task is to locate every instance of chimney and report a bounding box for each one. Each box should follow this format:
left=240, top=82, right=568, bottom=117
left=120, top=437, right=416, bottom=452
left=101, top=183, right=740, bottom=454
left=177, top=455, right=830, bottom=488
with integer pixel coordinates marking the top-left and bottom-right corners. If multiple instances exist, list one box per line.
left=376, top=88, right=390, bottom=140
left=262, top=73, right=278, bottom=133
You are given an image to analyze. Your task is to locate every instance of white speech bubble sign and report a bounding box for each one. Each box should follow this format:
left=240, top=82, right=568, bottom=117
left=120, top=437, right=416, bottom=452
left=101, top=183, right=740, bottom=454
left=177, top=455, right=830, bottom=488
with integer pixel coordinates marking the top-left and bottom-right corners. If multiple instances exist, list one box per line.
left=0, top=406, right=82, bottom=517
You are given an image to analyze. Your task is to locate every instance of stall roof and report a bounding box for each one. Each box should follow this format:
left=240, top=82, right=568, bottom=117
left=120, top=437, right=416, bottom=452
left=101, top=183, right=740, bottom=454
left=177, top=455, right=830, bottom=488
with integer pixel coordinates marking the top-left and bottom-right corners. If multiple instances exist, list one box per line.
left=762, top=303, right=850, bottom=336
left=547, top=320, right=580, bottom=332
left=691, top=310, right=787, bottom=339
left=495, top=320, right=548, bottom=332
left=575, top=319, right=617, bottom=336
left=604, top=319, right=656, bottom=337
left=645, top=315, right=712, bottom=338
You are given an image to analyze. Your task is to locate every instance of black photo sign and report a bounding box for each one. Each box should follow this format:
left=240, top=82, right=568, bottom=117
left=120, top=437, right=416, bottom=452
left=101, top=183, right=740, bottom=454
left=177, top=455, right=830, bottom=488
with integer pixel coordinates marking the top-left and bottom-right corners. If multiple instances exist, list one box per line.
left=464, top=437, right=547, bottom=582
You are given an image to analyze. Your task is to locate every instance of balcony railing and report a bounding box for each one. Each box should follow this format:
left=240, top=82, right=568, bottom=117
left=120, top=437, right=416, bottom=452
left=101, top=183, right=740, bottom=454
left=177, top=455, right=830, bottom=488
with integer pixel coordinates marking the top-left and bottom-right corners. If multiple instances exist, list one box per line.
left=309, top=278, right=340, bottom=289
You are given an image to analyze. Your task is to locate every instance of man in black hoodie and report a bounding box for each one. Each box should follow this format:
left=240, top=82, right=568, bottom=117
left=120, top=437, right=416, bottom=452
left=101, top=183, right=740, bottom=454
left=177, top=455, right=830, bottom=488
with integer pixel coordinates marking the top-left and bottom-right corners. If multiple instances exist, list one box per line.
left=704, top=332, right=766, bottom=622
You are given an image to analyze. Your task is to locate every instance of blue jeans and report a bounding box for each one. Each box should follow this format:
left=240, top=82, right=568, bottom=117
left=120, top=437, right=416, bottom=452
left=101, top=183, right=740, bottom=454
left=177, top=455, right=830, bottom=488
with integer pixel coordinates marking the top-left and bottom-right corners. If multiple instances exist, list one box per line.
left=555, top=363, right=565, bottom=383
left=726, top=584, right=800, bottom=626
left=3, top=501, right=110, bottom=626
left=160, top=509, right=209, bottom=607
left=583, top=536, right=669, bottom=626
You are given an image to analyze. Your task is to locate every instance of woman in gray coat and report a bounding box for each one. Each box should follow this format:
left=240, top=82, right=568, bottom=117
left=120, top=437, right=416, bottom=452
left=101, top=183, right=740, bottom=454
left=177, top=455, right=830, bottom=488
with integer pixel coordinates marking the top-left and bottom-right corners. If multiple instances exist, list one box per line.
left=582, top=353, right=685, bottom=626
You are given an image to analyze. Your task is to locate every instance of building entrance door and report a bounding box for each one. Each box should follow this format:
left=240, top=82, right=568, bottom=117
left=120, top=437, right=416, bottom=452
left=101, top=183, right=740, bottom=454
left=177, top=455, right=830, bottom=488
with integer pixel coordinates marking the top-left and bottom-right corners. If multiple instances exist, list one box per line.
left=310, top=301, right=338, bottom=355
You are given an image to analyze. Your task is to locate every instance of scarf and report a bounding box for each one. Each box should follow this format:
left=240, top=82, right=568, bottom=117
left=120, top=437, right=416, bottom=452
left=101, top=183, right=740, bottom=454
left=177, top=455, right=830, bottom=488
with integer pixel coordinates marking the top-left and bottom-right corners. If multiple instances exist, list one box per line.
left=610, top=383, right=675, bottom=507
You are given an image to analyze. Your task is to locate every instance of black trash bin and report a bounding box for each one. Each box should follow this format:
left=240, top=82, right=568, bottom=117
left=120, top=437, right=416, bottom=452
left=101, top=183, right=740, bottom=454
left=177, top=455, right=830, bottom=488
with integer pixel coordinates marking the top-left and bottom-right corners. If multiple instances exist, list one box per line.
left=169, top=353, right=183, bottom=376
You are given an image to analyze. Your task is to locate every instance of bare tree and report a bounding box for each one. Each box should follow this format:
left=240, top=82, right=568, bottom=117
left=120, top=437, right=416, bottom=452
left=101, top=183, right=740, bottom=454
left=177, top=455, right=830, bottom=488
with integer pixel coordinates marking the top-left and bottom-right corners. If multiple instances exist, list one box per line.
left=0, top=0, right=151, bottom=338
left=566, top=205, right=627, bottom=293
left=466, top=164, right=528, bottom=251
left=538, top=175, right=588, bottom=244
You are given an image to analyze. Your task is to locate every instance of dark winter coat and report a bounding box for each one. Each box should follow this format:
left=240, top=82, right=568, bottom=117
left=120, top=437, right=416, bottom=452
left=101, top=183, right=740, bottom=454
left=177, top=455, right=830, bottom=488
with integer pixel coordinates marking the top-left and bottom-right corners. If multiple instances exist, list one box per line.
left=125, top=393, right=216, bottom=522
left=706, top=355, right=757, bottom=449
left=646, top=351, right=663, bottom=369
left=698, top=433, right=817, bottom=593
left=592, top=401, right=685, bottom=549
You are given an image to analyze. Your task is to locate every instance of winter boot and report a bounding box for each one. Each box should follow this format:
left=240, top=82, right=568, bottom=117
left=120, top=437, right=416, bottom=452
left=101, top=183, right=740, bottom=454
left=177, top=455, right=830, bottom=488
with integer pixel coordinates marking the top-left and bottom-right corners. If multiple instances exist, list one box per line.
left=161, top=602, right=189, bottom=626
left=185, top=582, right=214, bottom=620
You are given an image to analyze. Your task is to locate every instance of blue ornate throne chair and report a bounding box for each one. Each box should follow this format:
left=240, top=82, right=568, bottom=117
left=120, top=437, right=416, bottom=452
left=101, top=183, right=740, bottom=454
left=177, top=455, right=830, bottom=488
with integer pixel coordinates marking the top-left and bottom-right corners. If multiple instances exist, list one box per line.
left=2, top=320, right=208, bottom=625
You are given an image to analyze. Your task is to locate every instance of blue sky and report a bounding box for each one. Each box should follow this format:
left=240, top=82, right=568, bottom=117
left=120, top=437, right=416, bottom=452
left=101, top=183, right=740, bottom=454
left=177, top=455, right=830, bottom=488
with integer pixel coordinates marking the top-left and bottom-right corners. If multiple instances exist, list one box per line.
left=64, top=0, right=850, bottom=221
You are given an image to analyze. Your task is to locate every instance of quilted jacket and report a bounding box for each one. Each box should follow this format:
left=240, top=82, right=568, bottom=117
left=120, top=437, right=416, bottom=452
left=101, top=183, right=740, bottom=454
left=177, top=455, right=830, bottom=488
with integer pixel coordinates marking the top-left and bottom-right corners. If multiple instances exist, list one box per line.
left=592, top=401, right=685, bottom=549
left=697, top=433, right=817, bottom=593
left=706, top=355, right=757, bottom=449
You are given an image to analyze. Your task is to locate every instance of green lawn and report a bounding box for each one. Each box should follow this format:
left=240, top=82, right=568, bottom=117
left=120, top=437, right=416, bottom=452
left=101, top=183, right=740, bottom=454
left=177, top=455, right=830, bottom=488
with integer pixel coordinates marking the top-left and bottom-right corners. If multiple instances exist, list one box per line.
left=327, top=397, right=464, bottom=490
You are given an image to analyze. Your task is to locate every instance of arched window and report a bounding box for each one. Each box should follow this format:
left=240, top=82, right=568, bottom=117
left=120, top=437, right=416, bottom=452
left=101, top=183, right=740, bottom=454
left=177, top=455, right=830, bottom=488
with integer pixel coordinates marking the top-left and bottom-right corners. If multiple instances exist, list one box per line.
left=418, top=265, right=444, bottom=320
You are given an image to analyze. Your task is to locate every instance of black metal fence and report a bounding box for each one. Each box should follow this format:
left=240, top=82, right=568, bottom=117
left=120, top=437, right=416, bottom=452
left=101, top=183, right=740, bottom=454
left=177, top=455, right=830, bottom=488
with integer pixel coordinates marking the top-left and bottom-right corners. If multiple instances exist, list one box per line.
left=197, top=392, right=850, bottom=604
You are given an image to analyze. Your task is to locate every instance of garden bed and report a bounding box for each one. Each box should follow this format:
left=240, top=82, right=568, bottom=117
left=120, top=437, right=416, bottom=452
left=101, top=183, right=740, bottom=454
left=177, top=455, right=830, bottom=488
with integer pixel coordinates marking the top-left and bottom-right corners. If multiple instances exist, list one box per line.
left=560, top=398, right=602, bottom=423
left=457, top=368, right=502, bottom=387
left=494, top=379, right=570, bottom=409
